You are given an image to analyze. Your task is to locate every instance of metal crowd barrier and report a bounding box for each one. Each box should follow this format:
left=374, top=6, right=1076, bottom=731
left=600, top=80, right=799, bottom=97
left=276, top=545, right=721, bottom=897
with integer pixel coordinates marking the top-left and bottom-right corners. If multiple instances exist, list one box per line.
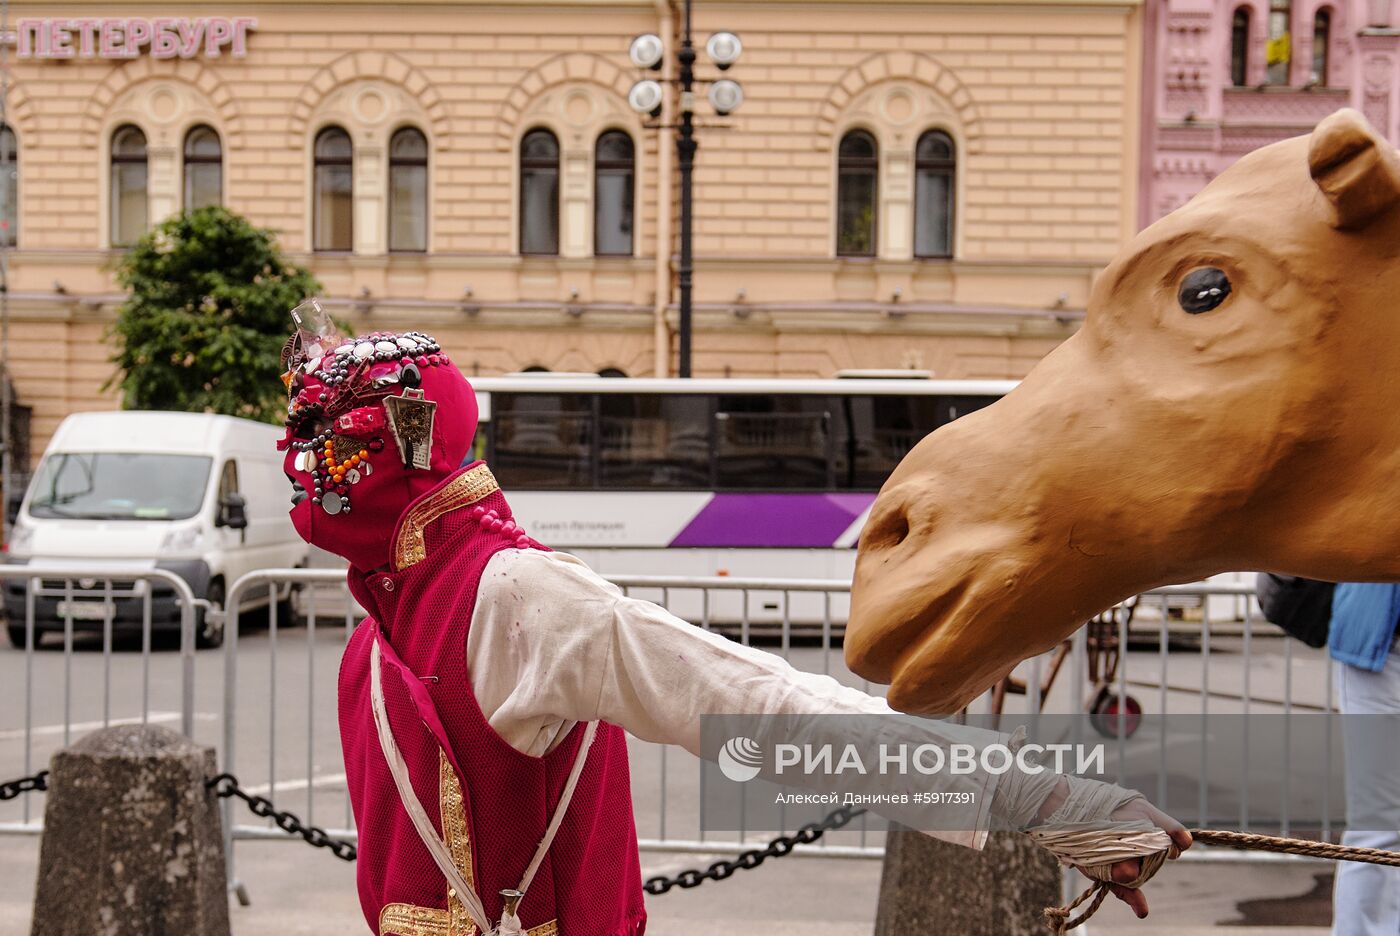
left=213, top=569, right=1337, bottom=884
left=0, top=565, right=201, bottom=835
left=0, top=564, right=1338, bottom=884
left=221, top=567, right=360, bottom=906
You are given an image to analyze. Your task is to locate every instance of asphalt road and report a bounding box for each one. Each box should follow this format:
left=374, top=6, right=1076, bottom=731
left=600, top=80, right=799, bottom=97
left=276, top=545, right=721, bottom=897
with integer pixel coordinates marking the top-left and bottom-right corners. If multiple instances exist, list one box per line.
left=0, top=598, right=1339, bottom=934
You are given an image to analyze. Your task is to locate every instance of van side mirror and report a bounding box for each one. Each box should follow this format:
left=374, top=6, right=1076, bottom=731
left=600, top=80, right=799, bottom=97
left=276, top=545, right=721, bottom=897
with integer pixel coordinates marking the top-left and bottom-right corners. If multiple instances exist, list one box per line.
left=218, top=492, right=248, bottom=530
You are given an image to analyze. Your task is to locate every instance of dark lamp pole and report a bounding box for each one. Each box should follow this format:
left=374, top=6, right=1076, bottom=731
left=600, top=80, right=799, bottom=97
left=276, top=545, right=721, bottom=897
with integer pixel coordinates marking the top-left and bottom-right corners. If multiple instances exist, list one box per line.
left=627, top=4, right=741, bottom=379
left=677, top=1, right=697, bottom=377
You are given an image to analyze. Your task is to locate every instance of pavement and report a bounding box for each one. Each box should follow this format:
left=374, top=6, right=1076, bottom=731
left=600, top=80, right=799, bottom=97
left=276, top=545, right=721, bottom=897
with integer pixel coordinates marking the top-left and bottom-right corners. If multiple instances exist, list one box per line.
left=0, top=595, right=1350, bottom=934
left=0, top=833, right=1336, bottom=934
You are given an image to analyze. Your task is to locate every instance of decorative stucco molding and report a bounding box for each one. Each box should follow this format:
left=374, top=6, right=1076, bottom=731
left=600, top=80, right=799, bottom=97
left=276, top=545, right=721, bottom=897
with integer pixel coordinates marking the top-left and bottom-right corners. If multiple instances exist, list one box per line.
left=815, top=52, right=984, bottom=154
left=288, top=51, right=451, bottom=149
left=81, top=57, right=244, bottom=149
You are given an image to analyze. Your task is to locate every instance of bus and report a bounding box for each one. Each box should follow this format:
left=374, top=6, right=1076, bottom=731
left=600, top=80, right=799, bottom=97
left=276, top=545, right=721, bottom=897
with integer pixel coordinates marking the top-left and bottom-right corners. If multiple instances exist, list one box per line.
left=469, top=376, right=1014, bottom=615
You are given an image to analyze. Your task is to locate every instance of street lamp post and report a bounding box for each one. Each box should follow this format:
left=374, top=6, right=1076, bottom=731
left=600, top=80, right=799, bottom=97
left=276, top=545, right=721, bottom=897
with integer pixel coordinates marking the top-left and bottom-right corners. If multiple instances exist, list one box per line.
left=628, top=6, right=742, bottom=378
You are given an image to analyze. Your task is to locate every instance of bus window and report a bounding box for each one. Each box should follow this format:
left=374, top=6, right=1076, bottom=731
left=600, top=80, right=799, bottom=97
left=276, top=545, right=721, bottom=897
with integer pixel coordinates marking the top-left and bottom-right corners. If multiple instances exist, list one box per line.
left=491, top=393, right=594, bottom=488
left=840, top=394, right=998, bottom=489
left=469, top=423, right=489, bottom=464
left=715, top=395, right=835, bottom=490
left=942, top=395, right=998, bottom=422
left=599, top=394, right=711, bottom=489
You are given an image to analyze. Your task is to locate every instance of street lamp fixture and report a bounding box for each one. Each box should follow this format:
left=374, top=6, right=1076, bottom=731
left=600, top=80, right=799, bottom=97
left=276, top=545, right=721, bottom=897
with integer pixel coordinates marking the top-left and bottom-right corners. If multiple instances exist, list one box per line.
left=629, top=33, right=665, bottom=70
left=708, top=79, right=743, bottom=116
left=706, top=32, right=742, bottom=70
left=626, top=4, right=742, bottom=378
left=627, top=80, right=664, bottom=117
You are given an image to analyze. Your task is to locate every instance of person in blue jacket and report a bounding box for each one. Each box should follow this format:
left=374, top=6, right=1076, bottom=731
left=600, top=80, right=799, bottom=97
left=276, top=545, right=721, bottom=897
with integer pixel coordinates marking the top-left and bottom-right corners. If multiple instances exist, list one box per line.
left=1329, top=582, right=1400, bottom=936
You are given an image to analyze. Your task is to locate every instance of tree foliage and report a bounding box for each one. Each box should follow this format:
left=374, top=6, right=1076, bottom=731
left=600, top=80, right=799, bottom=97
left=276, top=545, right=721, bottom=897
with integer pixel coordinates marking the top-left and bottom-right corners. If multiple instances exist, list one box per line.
left=109, top=207, right=321, bottom=423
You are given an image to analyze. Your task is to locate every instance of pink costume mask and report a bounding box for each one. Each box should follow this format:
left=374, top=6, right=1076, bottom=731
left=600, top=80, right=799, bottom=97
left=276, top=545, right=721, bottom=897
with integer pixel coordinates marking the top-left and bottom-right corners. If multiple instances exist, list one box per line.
left=278, top=302, right=477, bottom=572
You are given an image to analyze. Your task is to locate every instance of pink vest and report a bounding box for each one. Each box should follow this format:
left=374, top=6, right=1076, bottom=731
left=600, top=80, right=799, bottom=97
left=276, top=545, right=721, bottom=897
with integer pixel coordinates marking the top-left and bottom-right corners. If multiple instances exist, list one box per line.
left=339, top=464, right=646, bottom=935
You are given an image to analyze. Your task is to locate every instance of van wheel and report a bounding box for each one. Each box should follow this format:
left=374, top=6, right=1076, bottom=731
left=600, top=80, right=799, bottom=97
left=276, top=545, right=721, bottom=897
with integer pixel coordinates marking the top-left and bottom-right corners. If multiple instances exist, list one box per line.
left=7, top=624, right=33, bottom=649
left=196, top=579, right=226, bottom=649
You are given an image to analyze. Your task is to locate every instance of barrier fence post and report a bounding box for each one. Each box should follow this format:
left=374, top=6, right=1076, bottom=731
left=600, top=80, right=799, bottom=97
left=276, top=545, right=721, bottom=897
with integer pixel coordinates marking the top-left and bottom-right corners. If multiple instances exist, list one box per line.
left=873, top=829, right=1061, bottom=936
left=30, top=724, right=230, bottom=936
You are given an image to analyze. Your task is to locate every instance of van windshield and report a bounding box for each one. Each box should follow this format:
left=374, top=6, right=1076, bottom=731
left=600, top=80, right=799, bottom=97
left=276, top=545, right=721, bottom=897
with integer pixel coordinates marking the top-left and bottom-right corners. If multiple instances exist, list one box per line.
left=27, top=453, right=213, bottom=521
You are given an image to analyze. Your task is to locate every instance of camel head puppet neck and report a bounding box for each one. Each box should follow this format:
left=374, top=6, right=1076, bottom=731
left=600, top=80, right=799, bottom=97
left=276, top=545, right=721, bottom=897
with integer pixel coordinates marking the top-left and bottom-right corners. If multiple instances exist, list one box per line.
left=845, top=109, right=1400, bottom=715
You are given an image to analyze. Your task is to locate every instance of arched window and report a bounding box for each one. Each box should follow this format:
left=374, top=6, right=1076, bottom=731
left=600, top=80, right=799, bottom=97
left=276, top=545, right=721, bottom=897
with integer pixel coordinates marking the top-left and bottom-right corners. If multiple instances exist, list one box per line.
left=183, top=125, right=222, bottom=212
left=0, top=124, right=15, bottom=248
left=836, top=130, right=878, bottom=257
left=598, top=367, right=627, bottom=378
left=110, top=125, right=148, bottom=247
left=594, top=131, right=634, bottom=256
left=1266, top=0, right=1292, bottom=85
left=519, top=129, right=560, bottom=255
left=313, top=126, right=353, bottom=252
left=389, top=127, right=428, bottom=252
left=914, top=130, right=955, bottom=259
left=1312, top=9, right=1332, bottom=85
left=1231, top=8, right=1251, bottom=87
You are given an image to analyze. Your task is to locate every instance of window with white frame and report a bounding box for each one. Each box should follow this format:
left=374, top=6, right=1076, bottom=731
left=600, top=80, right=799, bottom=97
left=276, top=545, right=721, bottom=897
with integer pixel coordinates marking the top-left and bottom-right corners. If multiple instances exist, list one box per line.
left=183, top=125, right=222, bottom=212
left=520, top=128, right=560, bottom=256
left=389, top=127, right=428, bottom=252
left=1231, top=7, right=1252, bottom=87
left=914, top=130, right=955, bottom=259
left=836, top=130, right=879, bottom=257
left=594, top=130, right=634, bottom=257
left=1267, top=0, right=1292, bottom=85
left=110, top=125, right=149, bottom=247
left=1312, top=8, right=1332, bottom=85
left=314, top=126, right=354, bottom=251
left=0, top=124, right=15, bottom=248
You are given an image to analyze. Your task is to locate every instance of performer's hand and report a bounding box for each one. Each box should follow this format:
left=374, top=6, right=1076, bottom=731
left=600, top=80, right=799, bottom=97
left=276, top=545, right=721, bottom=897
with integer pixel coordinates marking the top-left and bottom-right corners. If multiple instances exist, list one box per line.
left=1032, top=777, right=1191, bottom=918
left=1099, top=797, right=1192, bottom=918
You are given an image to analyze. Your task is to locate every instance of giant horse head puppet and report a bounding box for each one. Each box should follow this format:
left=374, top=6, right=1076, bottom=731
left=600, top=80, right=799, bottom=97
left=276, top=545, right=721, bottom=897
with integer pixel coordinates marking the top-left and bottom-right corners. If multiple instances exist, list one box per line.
left=846, top=109, right=1400, bottom=714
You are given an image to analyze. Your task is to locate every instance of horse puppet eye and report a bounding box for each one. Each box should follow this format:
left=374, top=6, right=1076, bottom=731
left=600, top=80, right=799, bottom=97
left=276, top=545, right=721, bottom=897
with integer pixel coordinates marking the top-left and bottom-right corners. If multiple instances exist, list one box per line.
left=1177, top=267, right=1232, bottom=314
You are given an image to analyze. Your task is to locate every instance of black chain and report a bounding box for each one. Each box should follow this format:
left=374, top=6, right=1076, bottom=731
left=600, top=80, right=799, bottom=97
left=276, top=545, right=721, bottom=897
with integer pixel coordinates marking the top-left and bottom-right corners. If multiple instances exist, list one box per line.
left=642, top=805, right=868, bottom=896
left=13, top=768, right=861, bottom=891
left=207, top=772, right=358, bottom=862
left=0, top=771, right=48, bottom=801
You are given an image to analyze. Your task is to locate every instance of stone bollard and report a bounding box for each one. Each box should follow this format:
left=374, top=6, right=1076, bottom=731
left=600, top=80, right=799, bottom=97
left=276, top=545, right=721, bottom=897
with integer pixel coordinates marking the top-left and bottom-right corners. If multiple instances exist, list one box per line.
left=873, top=827, right=1062, bottom=936
left=30, top=724, right=231, bottom=936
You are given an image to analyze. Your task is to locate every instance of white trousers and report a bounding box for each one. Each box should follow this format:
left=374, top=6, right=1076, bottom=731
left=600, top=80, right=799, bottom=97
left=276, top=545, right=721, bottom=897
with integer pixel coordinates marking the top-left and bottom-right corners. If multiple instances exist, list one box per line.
left=1334, top=650, right=1400, bottom=936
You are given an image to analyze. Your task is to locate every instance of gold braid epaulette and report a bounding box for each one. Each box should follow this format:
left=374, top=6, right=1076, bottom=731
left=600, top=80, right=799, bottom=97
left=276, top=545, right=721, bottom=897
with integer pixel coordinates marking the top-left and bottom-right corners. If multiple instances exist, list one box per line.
left=391, top=464, right=500, bottom=572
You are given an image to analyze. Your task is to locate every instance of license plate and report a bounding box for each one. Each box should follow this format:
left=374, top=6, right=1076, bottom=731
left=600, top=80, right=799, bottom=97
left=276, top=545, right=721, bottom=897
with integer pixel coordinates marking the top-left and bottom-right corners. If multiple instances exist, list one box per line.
left=56, top=601, right=115, bottom=621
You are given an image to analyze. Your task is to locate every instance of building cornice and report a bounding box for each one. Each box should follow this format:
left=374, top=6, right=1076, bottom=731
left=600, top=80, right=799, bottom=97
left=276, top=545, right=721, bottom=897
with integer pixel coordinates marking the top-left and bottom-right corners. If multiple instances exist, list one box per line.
left=5, top=290, right=1083, bottom=339
left=14, top=0, right=1138, bottom=7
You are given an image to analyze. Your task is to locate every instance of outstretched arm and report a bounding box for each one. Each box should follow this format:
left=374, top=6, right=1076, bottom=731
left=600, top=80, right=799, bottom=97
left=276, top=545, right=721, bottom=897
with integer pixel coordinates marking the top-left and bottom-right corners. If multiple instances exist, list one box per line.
left=472, top=550, right=1059, bottom=847
left=469, top=548, right=1191, bottom=908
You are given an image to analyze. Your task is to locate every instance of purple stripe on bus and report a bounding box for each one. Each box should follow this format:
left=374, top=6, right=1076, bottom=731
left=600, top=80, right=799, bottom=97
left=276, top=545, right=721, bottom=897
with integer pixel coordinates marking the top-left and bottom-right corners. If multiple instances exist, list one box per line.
left=670, top=493, right=876, bottom=548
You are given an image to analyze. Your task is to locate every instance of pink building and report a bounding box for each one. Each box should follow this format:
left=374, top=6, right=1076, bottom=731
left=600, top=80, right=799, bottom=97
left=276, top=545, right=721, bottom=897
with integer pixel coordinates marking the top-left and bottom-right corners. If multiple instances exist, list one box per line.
left=1141, top=0, right=1400, bottom=226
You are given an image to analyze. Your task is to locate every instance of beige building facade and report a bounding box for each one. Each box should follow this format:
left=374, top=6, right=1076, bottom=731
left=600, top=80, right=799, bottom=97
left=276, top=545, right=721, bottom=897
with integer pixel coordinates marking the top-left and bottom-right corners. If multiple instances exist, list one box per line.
left=3, top=0, right=1143, bottom=462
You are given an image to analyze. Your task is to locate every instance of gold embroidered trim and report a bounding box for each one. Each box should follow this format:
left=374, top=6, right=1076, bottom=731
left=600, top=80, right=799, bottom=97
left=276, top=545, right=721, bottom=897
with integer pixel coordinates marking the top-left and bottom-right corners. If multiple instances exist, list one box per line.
left=378, top=745, right=558, bottom=936
left=379, top=905, right=558, bottom=936
left=440, top=751, right=476, bottom=933
left=380, top=904, right=453, bottom=936
left=392, top=464, right=500, bottom=571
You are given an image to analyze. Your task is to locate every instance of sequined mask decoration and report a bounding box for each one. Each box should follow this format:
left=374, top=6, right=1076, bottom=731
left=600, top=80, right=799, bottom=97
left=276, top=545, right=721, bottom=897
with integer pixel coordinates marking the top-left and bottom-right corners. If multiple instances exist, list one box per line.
left=384, top=388, right=438, bottom=471
left=282, top=299, right=450, bottom=516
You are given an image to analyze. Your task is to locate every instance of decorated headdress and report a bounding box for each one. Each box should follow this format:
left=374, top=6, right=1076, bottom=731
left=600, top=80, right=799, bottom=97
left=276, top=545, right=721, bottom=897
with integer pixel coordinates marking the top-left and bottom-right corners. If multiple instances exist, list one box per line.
left=279, top=299, right=478, bottom=571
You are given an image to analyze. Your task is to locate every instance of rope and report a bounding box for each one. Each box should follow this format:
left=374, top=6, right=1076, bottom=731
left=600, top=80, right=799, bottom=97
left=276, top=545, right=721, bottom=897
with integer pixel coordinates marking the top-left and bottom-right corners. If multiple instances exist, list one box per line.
left=1043, top=828, right=1400, bottom=934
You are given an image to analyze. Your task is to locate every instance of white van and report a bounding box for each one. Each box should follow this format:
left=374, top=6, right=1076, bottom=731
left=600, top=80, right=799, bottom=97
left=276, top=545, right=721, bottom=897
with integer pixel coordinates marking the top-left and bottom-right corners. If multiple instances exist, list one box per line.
left=3, top=411, right=308, bottom=648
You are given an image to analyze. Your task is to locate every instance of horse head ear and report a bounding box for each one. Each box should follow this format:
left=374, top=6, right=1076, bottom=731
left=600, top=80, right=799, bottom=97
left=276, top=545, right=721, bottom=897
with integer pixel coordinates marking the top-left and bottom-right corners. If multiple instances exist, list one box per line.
left=1309, top=108, right=1400, bottom=230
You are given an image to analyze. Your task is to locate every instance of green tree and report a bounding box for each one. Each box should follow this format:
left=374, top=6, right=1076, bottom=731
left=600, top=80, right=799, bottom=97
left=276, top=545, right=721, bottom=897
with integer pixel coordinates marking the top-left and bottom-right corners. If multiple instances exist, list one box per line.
left=109, top=206, right=321, bottom=423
